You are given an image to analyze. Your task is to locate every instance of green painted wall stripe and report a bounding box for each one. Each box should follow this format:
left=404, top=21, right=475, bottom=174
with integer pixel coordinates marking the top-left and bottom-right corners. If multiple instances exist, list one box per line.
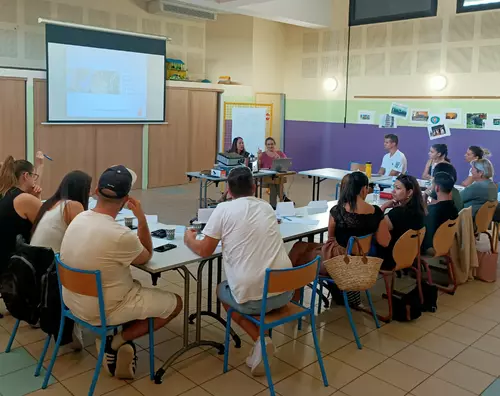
left=142, top=124, right=148, bottom=190
left=285, top=99, right=500, bottom=128
left=26, top=83, right=34, bottom=162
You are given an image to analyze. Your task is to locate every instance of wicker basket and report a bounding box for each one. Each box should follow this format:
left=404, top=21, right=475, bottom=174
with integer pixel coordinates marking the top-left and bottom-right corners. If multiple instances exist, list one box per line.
left=323, top=239, right=383, bottom=291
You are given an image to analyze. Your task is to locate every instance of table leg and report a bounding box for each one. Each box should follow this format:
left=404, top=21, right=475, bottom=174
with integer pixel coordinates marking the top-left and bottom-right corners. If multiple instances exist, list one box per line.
left=259, top=179, right=263, bottom=198
left=316, top=177, right=321, bottom=201
left=204, top=180, right=208, bottom=208
left=198, top=179, right=204, bottom=209
left=311, top=176, right=316, bottom=202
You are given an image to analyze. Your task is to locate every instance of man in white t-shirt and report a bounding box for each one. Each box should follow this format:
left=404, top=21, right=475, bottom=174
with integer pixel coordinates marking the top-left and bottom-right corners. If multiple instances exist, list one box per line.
left=61, top=166, right=182, bottom=380
left=184, top=166, right=292, bottom=377
left=378, top=134, right=408, bottom=177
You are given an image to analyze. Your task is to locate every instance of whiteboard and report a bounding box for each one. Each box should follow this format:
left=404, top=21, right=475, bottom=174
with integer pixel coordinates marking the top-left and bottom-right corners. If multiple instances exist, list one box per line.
left=231, top=107, right=267, bottom=156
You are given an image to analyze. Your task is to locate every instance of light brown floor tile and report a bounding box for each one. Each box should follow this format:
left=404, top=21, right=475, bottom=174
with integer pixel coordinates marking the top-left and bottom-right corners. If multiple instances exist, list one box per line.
left=477, top=295, right=500, bottom=309
left=304, top=308, right=346, bottom=328
left=432, top=322, right=483, bottom=345
left=62, top=369, right=126, bottom=396
left=392, top=345, right=449, bottom=374
left=438, top=294, right=476, bottom=311
left=237, top=357, right=298, bottom=386
left=414, top=333, right=467, bottom=359
left=135, top=326, right=178, bottom=349
left=411, top=376, right=475, bottom=396
left=303, top=356, right=363, bottom=389
left=43, top=349, right=97, bottom=381
left=450, top=312, right=498, bottom=333
left=454, top=347, right=500, bottom=376
left=253, top=391, right=283, bottom=396
left=208, top=334, right=253, bottom=368
left=488, top=323, right=500, bottom=339
left=359, top=332, right=408, bottom=357
left=407, top=314, right=445, bottom=332
left=297, top=327, right=350, bottom=355
left=153, top=336, right=205, bottom=363
left=434, top=360, right=495, bottom=394
left=27, top=383, right=72, bottom=396
left=24, top=338, right=77, bottom=362
left=8, top=325, right=47, bottom=346
left=378, top=322, right=427, bottom=343
left=131, top=368, right=196, bottom=396
left=242, top=330, right=292, bottom=348
left=368, top=358, right=429, bottom=391
left=103, top=384, right=143, bottom=396
left=341, top=374, right=406, bottom=396
left=173, top=351, right=228, bottom=385
left=428, top=305, right=460, bottom=321
left=201, top=369, right=265, bottom=396
left=464, top=303, right=500, bottom=322
left=274, top=371, right=335, bottom=396
left=472, top=334, right=500, bottom=356
left=275, top=340, right=321, bottom=369
left=0, top=314, right=30, bottom=332
left=323, top=318, right=375, bottom=341
left=179, top=387, right=213, bottom=396
left=331, top=343, right=386, bottom=372
left=273, top=321, right=312, bottom=338
left=130, top=349, right=164, bottom=381
left=0, top=327, right=20, bottom=351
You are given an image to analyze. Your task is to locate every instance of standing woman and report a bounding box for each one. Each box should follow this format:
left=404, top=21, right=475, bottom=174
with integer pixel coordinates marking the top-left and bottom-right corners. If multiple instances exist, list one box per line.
left=462, top=146, right=491, bottom=187
left=0, top=156, right=43, bottom=273
left=422, top=144, right=450, bottom=180
left=228, top=137, right=251, bottom=158
left=31, top=171, right=92, bottom=253
left=258, top=137, right=290, bottom=206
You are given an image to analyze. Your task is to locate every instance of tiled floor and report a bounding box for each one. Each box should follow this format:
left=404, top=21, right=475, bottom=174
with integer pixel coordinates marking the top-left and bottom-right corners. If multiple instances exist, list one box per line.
left=1, top=177, right=500, bottom=396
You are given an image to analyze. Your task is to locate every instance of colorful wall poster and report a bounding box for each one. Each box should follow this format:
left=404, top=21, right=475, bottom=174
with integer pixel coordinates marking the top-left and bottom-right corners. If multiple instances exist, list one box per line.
left=410, top=109, right=429, bottom=124
left=390, top=103, right=409, bottom=119
left=358, top=110, right=375, bottom=124
left=444, top=109, right=462, bottom=125
left=379, top=114, right=397, bottom=128
left=466, top=113, right=487, bottom=129
left=486, top=114, right=500, bottom=131
left=428, top=124, right=451, bottom=140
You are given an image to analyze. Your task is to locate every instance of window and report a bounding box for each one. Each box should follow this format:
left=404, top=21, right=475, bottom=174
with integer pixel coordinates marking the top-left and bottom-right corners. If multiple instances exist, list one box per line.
left=349, top=0, right=437, bottom=26
left=457, top=0, right=500, bottom=13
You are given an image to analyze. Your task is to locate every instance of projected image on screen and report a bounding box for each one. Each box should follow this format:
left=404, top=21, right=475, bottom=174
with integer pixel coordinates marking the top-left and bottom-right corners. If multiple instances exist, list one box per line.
left=46, top=24, right=166, bottom=123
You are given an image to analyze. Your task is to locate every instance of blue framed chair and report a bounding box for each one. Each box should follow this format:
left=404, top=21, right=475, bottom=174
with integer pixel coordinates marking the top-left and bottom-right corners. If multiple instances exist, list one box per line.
left=223, top=257, right=328, bottom=396
left=41, top=254, right=155, bottom=396
left=317, top=235, right=380, bottom=349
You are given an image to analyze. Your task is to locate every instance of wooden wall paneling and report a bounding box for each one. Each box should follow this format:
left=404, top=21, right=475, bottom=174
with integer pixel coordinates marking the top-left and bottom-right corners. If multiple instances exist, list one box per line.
left=188, top=90, right=218, bottom=172
left=0, top=77, right=26, bottom=161
left=34, top=79, right=97, bottom=199
left=95, top=125, right=143, bottom=189
left=148, top=88, right=189, bottom=188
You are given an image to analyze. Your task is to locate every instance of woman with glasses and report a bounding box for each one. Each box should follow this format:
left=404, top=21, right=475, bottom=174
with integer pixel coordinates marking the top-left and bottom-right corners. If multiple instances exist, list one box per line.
left=378, top=174, right=426, bottom=270
left=460, top=158, right=497, bottom=218
left=0, top=156, right=43, bottom=273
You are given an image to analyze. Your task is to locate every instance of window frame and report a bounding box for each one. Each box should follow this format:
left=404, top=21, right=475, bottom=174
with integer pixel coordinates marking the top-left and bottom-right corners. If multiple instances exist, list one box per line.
left=349, top=0, right=438, bottom=26
left=457, top=0, right=500, bottom=13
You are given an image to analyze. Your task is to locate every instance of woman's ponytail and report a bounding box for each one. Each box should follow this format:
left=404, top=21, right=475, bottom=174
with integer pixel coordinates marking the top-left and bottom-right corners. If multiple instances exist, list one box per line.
left=0, top=156, right=17, bottom=196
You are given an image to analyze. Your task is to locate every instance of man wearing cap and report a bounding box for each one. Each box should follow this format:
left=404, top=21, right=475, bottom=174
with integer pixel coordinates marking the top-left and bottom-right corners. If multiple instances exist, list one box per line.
left=60, top=165, right=182, bottom=380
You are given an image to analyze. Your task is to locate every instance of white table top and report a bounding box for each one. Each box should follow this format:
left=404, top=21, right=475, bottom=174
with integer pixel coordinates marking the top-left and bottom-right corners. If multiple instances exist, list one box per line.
left=298, top=168, right=393, bottom=185
left=186, top=170, right=276, bottom=182
left=416, top=178, right=465, bottom=191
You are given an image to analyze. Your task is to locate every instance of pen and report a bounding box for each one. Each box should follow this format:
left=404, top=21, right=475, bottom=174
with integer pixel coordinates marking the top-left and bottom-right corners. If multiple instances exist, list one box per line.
left=282, top=216, right=292, bottom=221
left=43, top=154, right=53, bottom=161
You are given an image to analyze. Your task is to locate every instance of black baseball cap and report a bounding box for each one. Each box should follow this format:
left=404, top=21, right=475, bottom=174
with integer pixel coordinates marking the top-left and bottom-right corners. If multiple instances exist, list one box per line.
left=98, top=165, right=137, bottom=199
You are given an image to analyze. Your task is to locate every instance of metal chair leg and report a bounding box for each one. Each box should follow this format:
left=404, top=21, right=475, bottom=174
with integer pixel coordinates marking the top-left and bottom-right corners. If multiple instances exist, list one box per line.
left=343, top=292, right=362, bottom=349
left=5, top=319, right=20, bottom=353
left=34, top=335, right=51, bottom=376
left=148, top=318, right=155, bottom=380
left=365, top=290, right=381, bottom=329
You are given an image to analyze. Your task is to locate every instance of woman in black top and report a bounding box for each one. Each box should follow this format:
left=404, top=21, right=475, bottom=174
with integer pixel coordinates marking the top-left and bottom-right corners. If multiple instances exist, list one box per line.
left=228, top=137, right=250, bottom=158
left=289, top=172, right=390, bottom=275
left=0, top=156, right=43, bottom=273
left=378, top=175, right=426, bottom=270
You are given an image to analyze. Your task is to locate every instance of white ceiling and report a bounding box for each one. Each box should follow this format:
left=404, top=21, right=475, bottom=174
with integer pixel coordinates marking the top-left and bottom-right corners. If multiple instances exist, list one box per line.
left=170, top=0, right=334, bottom=28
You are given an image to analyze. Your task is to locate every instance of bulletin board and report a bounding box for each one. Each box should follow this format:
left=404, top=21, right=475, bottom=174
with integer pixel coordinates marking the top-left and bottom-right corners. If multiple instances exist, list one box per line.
left=223, top=102, right=273, bottom=153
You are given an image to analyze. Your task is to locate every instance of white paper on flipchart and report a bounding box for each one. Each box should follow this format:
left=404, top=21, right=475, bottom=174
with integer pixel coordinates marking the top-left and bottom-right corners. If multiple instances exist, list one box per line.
left=198, top=208, right=215, bottom=224
left=276, top=202, right=296, bottom=217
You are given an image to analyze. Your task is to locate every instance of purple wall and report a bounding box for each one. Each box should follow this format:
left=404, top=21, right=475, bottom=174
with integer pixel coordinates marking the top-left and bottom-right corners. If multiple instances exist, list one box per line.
left=285, top=121, right=500, bottom=182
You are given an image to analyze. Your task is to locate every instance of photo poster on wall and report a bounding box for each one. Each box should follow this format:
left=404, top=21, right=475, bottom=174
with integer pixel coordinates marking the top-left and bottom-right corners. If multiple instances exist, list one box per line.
left=486, top=114, right=500, bottom=131
left=466, top=113, right=487, bottom=129
left=444, top=109, right=463, bottom=125
left=428, top=114, right=451, bottom=140
left=379, top=114, right=397, bottom=128
left=358, top=110, right=375, bottom=124
left=410, top=109, right=430, bottom=124
left=390, top=103, right=409, bottom=119
left=231, top=107, right=267, bottom=156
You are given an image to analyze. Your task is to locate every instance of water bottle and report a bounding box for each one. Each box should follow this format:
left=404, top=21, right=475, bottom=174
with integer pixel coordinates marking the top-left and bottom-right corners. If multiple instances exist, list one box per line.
left=373, top=184, right=380, bottom=205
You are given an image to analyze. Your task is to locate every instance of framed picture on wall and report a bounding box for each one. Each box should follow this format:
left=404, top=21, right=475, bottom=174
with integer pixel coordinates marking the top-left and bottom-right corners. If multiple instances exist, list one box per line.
left=410, top=109, right=429, bottom=124
left=444, top=109, right=463, bottom=125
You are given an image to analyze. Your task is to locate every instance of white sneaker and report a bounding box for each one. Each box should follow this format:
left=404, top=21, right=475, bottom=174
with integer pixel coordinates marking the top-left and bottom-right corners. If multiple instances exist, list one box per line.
left=245, top=336, right=274, bottom=377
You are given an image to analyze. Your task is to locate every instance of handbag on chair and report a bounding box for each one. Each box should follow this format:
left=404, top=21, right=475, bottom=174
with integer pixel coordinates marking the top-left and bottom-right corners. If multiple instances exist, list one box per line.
left=323, top=238, right=383, bottom=291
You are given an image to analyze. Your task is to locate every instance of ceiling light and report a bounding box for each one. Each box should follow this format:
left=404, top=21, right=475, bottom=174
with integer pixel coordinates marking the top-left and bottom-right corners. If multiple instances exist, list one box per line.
left=429, top=75, right=447, bottom=91
left=323, top=77, right=338, bottom=91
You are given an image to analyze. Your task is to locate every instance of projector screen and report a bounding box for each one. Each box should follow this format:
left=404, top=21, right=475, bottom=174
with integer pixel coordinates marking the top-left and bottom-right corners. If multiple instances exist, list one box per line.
left=349, top=0, right=437, bottom=26
left=45, top=23, right=166, bottom=123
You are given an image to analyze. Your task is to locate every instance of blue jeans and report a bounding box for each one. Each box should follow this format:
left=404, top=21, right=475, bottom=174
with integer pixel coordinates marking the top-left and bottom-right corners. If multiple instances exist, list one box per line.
left=217, top=281, right=293, bottom=315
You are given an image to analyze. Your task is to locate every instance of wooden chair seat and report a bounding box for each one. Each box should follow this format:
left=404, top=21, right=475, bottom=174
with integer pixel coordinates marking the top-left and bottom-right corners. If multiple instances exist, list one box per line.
left=253, top=303, right=307, bottom=324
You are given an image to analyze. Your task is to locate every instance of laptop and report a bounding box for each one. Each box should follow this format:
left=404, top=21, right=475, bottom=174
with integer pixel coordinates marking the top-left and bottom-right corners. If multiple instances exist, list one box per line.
left=271, top=158, right=292, bottom=172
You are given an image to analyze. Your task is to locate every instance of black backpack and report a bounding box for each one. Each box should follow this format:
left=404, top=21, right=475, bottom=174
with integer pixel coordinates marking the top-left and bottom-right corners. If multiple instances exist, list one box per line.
left=392, top=282, right=438, bottom=322
left=0, top=236, right=54, bottom=325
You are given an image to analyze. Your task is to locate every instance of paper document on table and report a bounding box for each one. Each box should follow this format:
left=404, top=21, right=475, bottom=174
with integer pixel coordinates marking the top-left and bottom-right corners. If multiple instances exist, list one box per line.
left=282, top=217, right=319, bottom=225
left=307, top=200, right=328, bottom=214
left=276, top=202, right=296, bottom=217
left=198, top=208, right=215, bottom=224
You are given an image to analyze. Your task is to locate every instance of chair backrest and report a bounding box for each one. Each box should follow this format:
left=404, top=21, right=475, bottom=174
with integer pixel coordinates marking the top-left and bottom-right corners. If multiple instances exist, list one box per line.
left=475, top=200, right=498, bottom=234
left=265, top=257, right=320, bottom=295
left=349, top=162, right=366, bottom=172
left=55, top=254, right=107, bottom=325
left=347, top=234, right=373, bottom=256
left=392, top=227, right=426, bottom=271
left=432, top=218, right=459, bottom=257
